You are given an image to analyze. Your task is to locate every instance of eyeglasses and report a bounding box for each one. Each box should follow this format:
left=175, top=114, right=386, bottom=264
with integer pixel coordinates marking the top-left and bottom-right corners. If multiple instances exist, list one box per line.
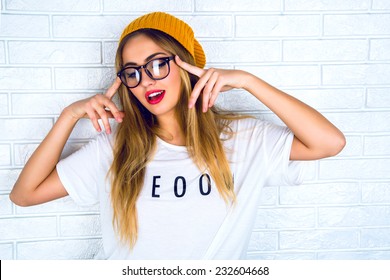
left=117, top=56, right=175, bottom=88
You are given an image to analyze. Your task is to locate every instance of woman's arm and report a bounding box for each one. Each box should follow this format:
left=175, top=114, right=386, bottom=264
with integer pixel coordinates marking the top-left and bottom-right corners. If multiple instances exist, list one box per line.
left=175, top=56, right=345, bottom=160
left=10, top=78, right=124, bottom=206
left=242, top=73, right=346, bottom=160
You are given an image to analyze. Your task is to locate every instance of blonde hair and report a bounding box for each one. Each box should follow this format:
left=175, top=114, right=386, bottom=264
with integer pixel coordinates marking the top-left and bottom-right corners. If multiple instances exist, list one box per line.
left=110, top=29, right=238, bottom=248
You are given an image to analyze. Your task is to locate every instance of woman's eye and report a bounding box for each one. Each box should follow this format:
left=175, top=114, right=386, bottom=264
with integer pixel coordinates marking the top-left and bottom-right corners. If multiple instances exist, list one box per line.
left=126, top=72, right=137, bottom=79
left=158, top=61, right=167, bottom=68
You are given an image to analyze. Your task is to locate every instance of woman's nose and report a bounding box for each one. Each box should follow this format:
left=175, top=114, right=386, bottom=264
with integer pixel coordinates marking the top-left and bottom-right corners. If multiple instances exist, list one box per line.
left=140, top=68, right=156, bottom=87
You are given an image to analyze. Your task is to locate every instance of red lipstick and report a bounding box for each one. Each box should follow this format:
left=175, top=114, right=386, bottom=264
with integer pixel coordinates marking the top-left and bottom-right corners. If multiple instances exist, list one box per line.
left=145, top=90, right=165, bottom=104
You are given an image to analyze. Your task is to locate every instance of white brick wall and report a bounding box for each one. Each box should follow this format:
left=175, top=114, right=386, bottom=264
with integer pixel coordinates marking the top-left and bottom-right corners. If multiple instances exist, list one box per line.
left=1, top=0, right=390, bottom=260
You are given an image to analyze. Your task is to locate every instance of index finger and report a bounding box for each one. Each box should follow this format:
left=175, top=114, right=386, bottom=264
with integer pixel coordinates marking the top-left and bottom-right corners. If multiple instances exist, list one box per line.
left=175, top=55, right=205, bottom=77
left=105, top=77, right=122, bottom=99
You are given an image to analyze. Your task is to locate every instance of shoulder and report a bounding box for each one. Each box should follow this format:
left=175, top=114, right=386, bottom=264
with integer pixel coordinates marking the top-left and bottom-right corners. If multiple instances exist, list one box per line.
left=229, top=116, right=268, bottom=133
left=226, top=117, right=291, bottom=142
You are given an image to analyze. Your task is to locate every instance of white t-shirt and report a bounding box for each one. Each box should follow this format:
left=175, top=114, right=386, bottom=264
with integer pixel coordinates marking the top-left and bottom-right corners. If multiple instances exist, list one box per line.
left=56, top=118, right=305, bottom=259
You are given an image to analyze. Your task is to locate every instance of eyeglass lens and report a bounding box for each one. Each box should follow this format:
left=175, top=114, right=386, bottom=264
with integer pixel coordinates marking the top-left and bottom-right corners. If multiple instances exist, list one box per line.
left=120, top=58, right=171, bottom=88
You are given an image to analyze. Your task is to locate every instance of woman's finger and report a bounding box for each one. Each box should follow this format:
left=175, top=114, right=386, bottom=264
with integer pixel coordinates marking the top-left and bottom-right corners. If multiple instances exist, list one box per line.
left=105, top=77, right=122, bottom=100
left=175, top=55, right=205, bottom=78
left=209, top=79, right=224, bottom=108
left=188, top=68, right=215, bottom=108
left=190, top=68, right=219, bottom=109
left=86, top=109, right=102, bottom=132
left=202, top=71, right=219, bottom=112
left=101, top=97, right=124, bottom=122
left=95, top=106, right=112, bottom=134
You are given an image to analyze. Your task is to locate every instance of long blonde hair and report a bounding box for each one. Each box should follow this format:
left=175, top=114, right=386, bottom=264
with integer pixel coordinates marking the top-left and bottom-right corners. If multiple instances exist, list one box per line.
left=110, top=29, right=237, bottom=248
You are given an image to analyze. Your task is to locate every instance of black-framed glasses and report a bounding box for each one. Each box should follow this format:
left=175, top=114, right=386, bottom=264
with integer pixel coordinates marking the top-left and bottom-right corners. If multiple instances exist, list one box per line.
left=117, top=56, right=175, bottom=88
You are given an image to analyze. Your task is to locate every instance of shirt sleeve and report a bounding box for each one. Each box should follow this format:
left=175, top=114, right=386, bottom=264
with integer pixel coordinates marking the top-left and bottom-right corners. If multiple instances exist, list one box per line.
left=232, top=118, right=305, bottom=187
left=260, top=120, right=305, bottom=186
left=56, top=132, right=113, bottom=206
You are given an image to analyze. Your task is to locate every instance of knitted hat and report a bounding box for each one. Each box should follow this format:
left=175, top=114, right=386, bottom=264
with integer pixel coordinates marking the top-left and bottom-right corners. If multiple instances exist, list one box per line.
left=119, top=12, right=206, bottom=68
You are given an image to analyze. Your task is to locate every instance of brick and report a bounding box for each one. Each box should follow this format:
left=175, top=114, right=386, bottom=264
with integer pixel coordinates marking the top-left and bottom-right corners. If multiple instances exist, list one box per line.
left=0, top=118, right=53, bottom=140
left=68, top=119, right=100, bottom=140
left=9, top=41, right=102, bottom=64
left=16, top=196, right=99, bottom=215
left=254, top=207, right=316, bottom=229
left=283, top=39, right=368, bottom=62
left=372, top=0, right=390, bottom=10
left=0, top=93, right=8, bottom=115
left=180, top=16, right=233, bottom=38
left=324, top=112, right=390, bottom=133
left=370, top=39, right=390, bottom=61
left=195, top=0, right=280, bottom=11
left=337, top=136, right=362, bottom=157
left=0, top=243, right=14, bottom=260
left=103, top=41, right=118, bottom=65
left=322, top=64, right=390, bottom=86
left=240, top=65, right=319, bottom=87
left=215, top=90, right=267, bottom=112
left=318, top=250, right=390, bottom=260
left=324, top=14, right=390, bottom=36
left=0, top=14, right=49, bottom=38
left=366, top=88, right=390, bottom=108
left=0, top=169, right=20, bottom=191
left=0, top=67, right=52, bottom=90
left=0, top=217, right=57, bottom=240
left=104, top=0, right=192, bottom=12
left=53, top=16, right=131, bottom=39
left=0, top=144, right=11, bottom=166
left=280, top=230, right=359, bottom=250
left=0, top=194, right=13, bottom=215
left=280, top=183, right=360, bottom=205
left=247, top=252, right=315, bottom=260
left=11, top=93, right=94, bottom=115
left=236, top=15, right=320, bottom=38
left=60, top=215, right=101, bottom=237
left=287, top=88, right=364, bottom=110
left=13, top=143, right=39, bottom=166
left=318, top=206, right=390, bottom=227
left=285, top=0, right=370, bottom=11
left=203, top=40, right=280, bottom=63
left=0, top=41, right=5, bottom=63
left=248, top=231, right=278, bottom=251
left=361, top=228, right=390, bottom=248
left=17, top=238, right=102, bottom=259
left=5, top=0, right=100, bottom=11
left=362, top=182, right=390, bottom=203
left=55, top=68, right=115, bottom=90
left=319, top=158, right=390, bottom=180
left=364, top=135, right=390, bottom=156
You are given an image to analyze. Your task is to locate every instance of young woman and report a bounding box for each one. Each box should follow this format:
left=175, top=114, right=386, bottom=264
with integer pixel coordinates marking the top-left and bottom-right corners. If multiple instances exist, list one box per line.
left=10, top=12, right=345, bottom=259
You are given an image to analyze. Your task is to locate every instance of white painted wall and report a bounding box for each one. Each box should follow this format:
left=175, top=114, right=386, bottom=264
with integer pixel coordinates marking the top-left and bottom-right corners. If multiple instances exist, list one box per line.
left=1, top=0, right=390, bottom=259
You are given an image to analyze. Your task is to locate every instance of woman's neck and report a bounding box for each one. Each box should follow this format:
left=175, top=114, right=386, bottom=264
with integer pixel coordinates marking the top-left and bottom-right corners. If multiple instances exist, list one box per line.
left=156, top=114, right=185, bottom=146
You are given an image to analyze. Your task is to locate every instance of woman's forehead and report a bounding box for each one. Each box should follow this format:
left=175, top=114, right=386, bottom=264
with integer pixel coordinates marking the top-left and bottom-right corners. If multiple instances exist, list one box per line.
left=122, top=34, right=168, bottom=64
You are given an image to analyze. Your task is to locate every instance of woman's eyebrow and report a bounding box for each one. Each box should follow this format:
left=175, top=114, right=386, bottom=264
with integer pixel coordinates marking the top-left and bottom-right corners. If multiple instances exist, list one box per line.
left=123, top=52, right=168, bottom=67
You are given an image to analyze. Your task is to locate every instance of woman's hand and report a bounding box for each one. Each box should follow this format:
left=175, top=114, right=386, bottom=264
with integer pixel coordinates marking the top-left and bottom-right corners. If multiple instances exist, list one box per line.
left=175, top=56, right=250, bottom=112
left=66, top=77, right=125, bottom=134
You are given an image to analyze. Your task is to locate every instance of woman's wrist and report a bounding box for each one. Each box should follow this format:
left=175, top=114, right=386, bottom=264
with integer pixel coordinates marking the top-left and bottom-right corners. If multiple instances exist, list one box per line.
left=59, top=106, right=82, bottom=127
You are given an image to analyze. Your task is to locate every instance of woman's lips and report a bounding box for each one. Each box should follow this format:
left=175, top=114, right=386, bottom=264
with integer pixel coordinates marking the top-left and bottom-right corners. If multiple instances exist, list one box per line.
left=145, top=90, right=165, bottom=104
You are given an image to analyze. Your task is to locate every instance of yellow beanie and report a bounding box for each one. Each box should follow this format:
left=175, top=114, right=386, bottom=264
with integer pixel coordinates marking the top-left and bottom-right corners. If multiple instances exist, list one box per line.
left=119, top=12, right=206, bottom=68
